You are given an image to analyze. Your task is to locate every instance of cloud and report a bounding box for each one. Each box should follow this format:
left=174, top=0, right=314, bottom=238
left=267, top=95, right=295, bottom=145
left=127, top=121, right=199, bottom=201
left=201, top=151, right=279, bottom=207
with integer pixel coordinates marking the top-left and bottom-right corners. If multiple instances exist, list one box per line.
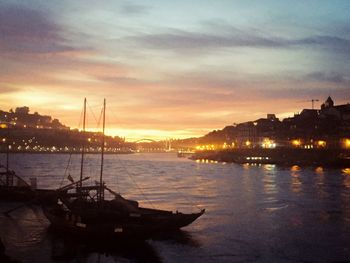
left=0, top=84, right=21, bottom=94
left=128, top=26, right=350, bottom=55
left=303, top=72, right=349, bottom=84
left=0, top=4, right=77, bottom=54
left=120, top=3, right=149, bottom=15
left=128, top=28, right=286, bottom=51
left=292, top=35, right=350, bottom=53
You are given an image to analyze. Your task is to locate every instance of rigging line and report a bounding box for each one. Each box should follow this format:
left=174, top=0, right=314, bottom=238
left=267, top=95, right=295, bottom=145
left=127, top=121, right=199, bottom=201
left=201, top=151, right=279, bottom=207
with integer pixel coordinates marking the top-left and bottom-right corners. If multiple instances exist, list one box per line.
left=116, top=160, right=120, bottom=194
left=172, top=184, right=203, bottom=212
left=86, top=100, right=99, bottom=127
left=97, top=105, right=103, bottom=128
left=101, top=106, right=120, bottom=195
left=114, top=154, right=156, bottom=209
left=77, top=104, right=84, bottom=130
left=100, top=104, right=152, bottom=207
left=59, top=153, right=73, bottom=187
left=107, top=108, right=123, bottom=128
left=139, top=155, right=202, bottom=212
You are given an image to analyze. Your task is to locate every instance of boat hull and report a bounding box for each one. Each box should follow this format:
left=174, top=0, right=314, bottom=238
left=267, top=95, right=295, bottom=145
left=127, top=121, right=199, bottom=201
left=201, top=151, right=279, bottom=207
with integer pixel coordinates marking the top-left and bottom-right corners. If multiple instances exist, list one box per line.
left=43, top=203, right=205, bottom=240
left=0, top=186, right=57, bottom=204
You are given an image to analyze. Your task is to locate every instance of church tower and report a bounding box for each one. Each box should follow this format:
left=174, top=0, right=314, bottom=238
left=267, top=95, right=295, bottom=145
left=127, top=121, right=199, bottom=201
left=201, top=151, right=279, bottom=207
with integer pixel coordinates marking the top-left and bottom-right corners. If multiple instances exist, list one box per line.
left=321, top=96, right=334, bottom=110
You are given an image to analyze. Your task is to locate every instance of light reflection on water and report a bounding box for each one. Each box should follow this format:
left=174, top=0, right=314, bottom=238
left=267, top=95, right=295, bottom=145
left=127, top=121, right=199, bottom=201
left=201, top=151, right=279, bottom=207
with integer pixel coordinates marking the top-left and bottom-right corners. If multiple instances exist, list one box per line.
left=290, top=165, right=302, bottom=193
left=1, top=153, right=350, bottom=262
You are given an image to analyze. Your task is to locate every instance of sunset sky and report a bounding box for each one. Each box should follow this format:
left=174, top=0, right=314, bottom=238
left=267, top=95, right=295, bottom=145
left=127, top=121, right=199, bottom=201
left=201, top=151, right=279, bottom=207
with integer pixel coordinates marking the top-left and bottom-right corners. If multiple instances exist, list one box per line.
left=1, top=1, right=349, bottom=140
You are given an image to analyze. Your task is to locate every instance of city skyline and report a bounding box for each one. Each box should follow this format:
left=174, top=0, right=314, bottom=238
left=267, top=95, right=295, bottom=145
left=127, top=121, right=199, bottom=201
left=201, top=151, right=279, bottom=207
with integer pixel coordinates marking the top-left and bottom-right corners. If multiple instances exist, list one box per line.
left=1, top=1, right=350, bottom=140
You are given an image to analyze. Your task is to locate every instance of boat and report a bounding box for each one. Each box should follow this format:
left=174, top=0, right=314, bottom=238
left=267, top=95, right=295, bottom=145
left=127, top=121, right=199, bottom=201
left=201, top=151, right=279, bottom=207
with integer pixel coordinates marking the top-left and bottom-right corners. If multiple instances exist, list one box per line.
left=0, top=165, right=35, bottom=201
left=177, top=150, right=195, bottom=158
left=0, top=123, right=34, bottom=201
left=0, top=123, right=57, bottom=204
left=42, top=98, right=205, bottom=240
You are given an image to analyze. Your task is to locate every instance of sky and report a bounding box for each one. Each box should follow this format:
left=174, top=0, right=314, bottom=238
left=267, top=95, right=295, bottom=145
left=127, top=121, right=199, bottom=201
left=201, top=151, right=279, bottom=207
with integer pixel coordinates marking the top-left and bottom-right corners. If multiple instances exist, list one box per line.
left=0, top=0, right=350, bottom=140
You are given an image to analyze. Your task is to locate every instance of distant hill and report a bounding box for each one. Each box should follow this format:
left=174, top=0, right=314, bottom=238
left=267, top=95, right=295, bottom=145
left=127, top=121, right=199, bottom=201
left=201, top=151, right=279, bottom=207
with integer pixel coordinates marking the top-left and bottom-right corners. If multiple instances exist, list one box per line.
left=0, top=106, right=68, bottom=130
left=0, top=106, right=129, bottom=153
left=190, top=97, right=350, bottom=149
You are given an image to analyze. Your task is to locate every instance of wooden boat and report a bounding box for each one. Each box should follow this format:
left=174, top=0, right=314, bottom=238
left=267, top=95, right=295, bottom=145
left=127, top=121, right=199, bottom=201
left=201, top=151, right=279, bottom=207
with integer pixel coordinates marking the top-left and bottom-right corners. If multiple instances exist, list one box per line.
left=0, top=166, right=62, bottom=214
left=0, top=123, right=57, bottom=204
left=42, top=99, right=204, bottom=240
left=0, top=122, right=37, bottom=202
left=0, top=165, right=34, bottom=201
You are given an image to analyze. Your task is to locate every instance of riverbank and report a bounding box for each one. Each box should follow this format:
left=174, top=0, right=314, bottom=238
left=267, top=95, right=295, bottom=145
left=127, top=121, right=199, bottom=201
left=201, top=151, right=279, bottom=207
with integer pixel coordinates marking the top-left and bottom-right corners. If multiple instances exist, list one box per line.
left=0, top=150, right=134, bottom=155
left=191, top=148, right=350, bottom=167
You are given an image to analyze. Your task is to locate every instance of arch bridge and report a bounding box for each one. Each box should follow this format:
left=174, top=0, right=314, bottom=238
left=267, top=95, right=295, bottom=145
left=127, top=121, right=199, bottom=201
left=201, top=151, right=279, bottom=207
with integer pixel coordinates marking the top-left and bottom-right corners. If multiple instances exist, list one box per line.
left=133, top=138, right=158, bottom=143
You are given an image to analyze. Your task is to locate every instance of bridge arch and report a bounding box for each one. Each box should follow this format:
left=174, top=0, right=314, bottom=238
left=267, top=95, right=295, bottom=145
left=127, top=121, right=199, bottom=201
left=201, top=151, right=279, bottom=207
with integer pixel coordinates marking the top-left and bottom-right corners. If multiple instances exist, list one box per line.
left=133, top=138, right=158, bottom=143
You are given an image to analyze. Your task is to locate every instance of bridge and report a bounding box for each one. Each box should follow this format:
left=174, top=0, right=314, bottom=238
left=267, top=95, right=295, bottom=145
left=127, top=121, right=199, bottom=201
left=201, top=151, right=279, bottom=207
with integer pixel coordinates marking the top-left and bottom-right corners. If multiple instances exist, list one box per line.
left=129, top=138, right=173, bottom=152
left=132, top=138, right=158, bottom=143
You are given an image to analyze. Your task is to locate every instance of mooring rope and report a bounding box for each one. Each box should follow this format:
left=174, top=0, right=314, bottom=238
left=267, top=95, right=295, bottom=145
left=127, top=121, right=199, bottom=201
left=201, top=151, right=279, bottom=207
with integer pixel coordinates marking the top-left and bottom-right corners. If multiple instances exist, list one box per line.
left=59, top=153, right=73, bottom=188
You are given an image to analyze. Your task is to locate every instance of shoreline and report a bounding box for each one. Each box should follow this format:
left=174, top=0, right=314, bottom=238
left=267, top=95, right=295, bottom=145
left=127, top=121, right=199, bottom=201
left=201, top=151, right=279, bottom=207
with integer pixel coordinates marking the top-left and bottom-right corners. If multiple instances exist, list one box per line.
left=191, top=148, right=350, bottom=167
left=0, top=151, right=134, bottom=155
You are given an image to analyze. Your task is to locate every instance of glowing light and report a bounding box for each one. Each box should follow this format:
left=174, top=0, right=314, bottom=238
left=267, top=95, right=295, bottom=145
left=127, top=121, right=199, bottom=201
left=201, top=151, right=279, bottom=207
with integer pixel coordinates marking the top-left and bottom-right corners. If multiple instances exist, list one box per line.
left=261, top=138, right=276, bottom=149
left=245, top=140, right=251, bottom=147
left=315, top=166, right=324, bottom=174
left=342, top=139, right=350, bottom=149
left=291, top=165, right=301, bottom=172
left=292, top=139, right=301, bottom=147
left=304, top=145, right=313, bottom=149
left=0, top=123, right=8, bottom=129
left=317, top=140, right=326, bottom=148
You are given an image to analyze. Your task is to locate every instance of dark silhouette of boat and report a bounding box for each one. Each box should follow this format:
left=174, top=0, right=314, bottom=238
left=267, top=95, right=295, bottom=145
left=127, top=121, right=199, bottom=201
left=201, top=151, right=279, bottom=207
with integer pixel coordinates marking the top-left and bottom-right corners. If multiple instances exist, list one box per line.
left=0, top=165, right=63, bottom=217
left=0, top=122, right=38, bottom=202
left=42, top=99, right=205, bottom=240
left=48, top=228, right=163, bottom=262
left=0, top=165, right=35, bottom=201
left=0, top=123, right=36, bottom=202
left=0, top=123, right=57, bottom=204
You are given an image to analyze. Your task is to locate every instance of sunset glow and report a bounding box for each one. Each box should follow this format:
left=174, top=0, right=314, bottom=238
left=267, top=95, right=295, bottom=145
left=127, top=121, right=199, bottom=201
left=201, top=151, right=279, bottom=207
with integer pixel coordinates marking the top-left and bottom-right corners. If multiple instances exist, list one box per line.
left=1, top=1, right=350, bottom=140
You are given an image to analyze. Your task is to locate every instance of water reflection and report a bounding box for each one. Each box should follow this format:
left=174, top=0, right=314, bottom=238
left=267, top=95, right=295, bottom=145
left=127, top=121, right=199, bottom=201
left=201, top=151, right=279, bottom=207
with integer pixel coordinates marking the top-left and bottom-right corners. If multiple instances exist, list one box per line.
left=314, top=166, right=328, bottom=198
left=342, top=168, right=350, bottom=189
left=48, top=229, right=162, bottom=263
left=262, top=164, right=289, bottom=212
left=315, top=166, right=324, bottom=175
left=342, top=168, right=350, bottom=175
left=151, top=230, right=201, bottom=247
left=290, top=165, right=302, bottom=193
left=1, top=205, right=204, bottom=263
left=263, top=164, right=277, bottom=197
left=195, top=159, right=219, bottom=164
left=341, top=168, right=350, bottom=223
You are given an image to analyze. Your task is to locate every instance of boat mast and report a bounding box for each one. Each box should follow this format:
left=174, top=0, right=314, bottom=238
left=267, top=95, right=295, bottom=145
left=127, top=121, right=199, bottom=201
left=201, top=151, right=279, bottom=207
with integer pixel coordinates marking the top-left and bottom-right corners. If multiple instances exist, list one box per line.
left=79, top=98, right=87, bottom=189
left=99, top=98, right=106, bottom=202
left=6, top=123, right=9, bottom=186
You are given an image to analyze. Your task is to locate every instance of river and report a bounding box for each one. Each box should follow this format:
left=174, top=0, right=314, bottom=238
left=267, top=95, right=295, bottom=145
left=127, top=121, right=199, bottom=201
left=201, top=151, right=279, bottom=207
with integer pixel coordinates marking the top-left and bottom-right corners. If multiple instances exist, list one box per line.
left=1, top=153, right=350, bottom=262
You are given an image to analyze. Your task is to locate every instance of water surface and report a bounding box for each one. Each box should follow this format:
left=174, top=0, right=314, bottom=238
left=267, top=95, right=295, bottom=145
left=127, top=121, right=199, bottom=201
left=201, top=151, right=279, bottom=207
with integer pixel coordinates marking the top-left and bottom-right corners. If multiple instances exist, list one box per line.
left=1, top=153, right=350, bottom=262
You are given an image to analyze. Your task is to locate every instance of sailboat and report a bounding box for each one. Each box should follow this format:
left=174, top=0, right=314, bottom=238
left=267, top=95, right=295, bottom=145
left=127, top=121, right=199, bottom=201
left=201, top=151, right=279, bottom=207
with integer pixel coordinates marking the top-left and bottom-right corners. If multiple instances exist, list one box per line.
left=42, top=99, right=204, bottom=240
